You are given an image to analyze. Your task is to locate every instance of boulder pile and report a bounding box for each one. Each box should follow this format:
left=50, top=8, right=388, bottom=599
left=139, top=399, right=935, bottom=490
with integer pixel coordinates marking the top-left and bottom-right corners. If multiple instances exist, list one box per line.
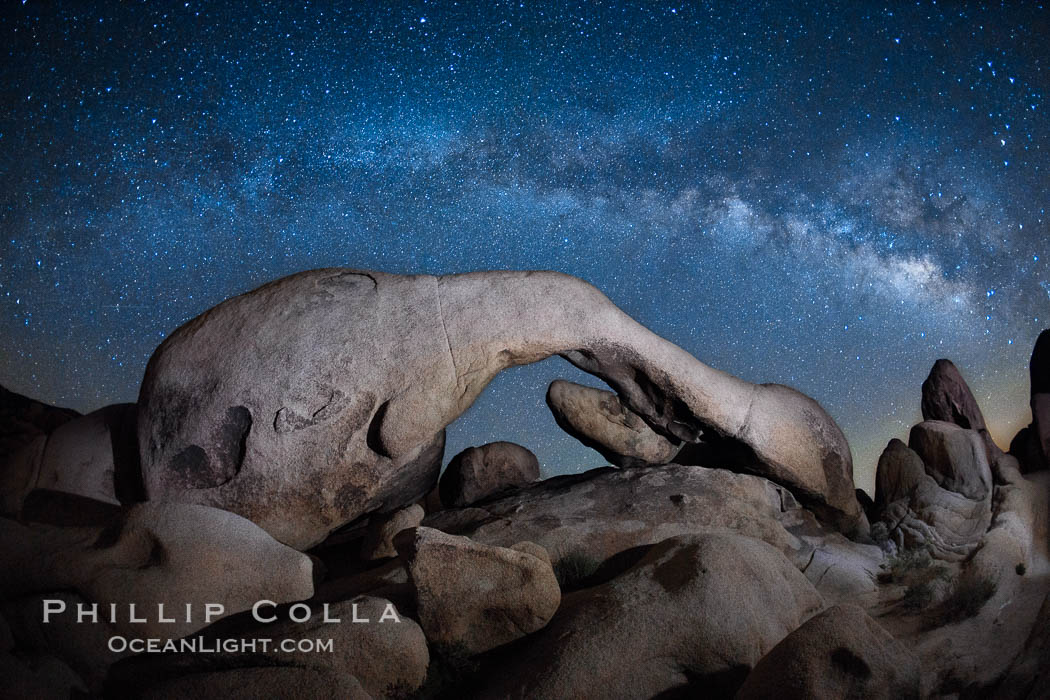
left=0, top=269, right=1046, bottom=698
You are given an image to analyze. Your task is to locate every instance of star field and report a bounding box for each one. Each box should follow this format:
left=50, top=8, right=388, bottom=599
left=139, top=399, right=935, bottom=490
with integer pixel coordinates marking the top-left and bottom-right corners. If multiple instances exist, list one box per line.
left=2, top=1, right=1048, bottom=492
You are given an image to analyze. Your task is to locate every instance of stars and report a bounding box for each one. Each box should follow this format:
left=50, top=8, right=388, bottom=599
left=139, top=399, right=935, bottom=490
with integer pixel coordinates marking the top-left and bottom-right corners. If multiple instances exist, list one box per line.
left=0, top=1, right=1044, bottom=487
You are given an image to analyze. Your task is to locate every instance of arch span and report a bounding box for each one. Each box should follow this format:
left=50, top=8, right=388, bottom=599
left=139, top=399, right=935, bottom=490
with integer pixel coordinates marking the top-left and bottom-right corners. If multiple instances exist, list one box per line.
left=137, top=269, right=865, bottom=549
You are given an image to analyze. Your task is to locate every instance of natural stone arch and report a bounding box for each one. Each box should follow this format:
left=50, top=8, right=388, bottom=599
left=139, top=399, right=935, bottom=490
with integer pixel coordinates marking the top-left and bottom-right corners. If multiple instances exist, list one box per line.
left=137, top=269, right=865, bottom=549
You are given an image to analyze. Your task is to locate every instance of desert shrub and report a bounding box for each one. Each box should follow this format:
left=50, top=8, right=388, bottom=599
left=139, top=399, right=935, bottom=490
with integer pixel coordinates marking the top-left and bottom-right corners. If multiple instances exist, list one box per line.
left=938, top=574, right=997, bottom=623
left=553, top=551, right=601, bottom=591
left=877, top=547, right=934, bottom=585
left=899, top=581, right=934, bottom=610
left=870, top=521, right=890, bottom=547
left=876, top=548, right=953, bottom=613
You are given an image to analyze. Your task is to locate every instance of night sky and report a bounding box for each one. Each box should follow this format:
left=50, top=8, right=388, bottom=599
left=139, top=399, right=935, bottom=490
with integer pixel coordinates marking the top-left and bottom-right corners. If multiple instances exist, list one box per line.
left=2, top=1, right=1047, bottom=493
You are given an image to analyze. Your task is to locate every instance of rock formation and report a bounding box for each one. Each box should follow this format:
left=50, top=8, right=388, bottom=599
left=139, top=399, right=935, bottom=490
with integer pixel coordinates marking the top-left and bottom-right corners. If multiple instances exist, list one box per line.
left=7, top=272, right=1049, bottom=699
left=359, top=503, right=424, bottom=560
left=0, top=384, right=79, bottom=462
left=105, top=596, right=427, bottom=699
left=438, top=441, right=540, bottom=507
left=0, top=403, right=139, bottom=516
left=136, top=269, right=864, bottom=548
left=394, top=526, right=560, bottom=655
left=1, top=592, right=129, bottom=694
left=425, top=462, right=882, bottom=601
left=476, top=533, right=825, bottom=699
left=736, top=604, right=921, bottom=700
left=921, top=358, right=1003, bottom=464
left=909, top=420, right=992, bottom=502
left=1021, top=329, right=1050, bottom=471
left=1, top=498, right=315, bottom=638
left=873, top=422, right=993, bottom=560
left=1010, top=330, right=1050, bottom=472
left=545, top=379, right=681, bottom=467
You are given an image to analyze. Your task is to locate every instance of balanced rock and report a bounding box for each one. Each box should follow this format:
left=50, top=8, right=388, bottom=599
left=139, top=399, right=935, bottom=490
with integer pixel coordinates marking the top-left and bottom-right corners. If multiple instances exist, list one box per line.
left=394, top=526, right=560, bottom=655
left=439, top=441, right=539, bottom=507
left=736, top=604, right=920, bottom=700
left=359, top=504, right=424, bottom=560
left=136, top=269, right=864, bottom=548
left=1, top=500, right=314, bottom=638
left=545, top=379, right=680, bottom=467
left=477, top=533, right=825, bottom=699
left=0, top=403, right=139, bottom=516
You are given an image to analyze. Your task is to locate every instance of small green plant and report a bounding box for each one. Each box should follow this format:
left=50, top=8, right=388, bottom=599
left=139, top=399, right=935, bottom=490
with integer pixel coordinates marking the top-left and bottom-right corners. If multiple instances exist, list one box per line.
left=553, top=551, right=601, bottom=591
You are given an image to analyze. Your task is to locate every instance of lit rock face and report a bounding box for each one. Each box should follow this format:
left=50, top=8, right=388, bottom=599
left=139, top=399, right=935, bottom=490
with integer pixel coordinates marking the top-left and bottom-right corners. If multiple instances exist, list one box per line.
left=736, top=604, right=921, bottom=700
left=909, top=420, right=993, bottom=502
left=394, top=526, right=560, bottom=655
left=545, top=379, right=681, bottom=467
left=438, top=441, right=540, bottom=507
left=359, top=504, right=424, bottom=561
left=137, top=269, right=863, bottom=549
left=476, top=533, right=825, bottom=700
left=874, top=423, right=994, bottom=560
left=427, top=463, right=816, bottom=569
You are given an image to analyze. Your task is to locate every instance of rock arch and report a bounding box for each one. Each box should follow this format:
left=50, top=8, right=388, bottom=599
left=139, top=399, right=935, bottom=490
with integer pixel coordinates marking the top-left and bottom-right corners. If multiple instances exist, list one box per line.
left=137, top=269, right=865, bottom=549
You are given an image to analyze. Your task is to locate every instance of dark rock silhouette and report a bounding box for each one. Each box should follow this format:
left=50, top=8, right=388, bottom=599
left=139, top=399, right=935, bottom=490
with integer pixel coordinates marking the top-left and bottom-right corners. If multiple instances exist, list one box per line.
left=1010, top=329, right=1050, bottom=473
left=0, top=385, right=79, bottom=463
left=1, top=403, right=140, bottom=517
left=921, top=358, right=1003, bottom=464
left=438, top=441, right=540, bottom=507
